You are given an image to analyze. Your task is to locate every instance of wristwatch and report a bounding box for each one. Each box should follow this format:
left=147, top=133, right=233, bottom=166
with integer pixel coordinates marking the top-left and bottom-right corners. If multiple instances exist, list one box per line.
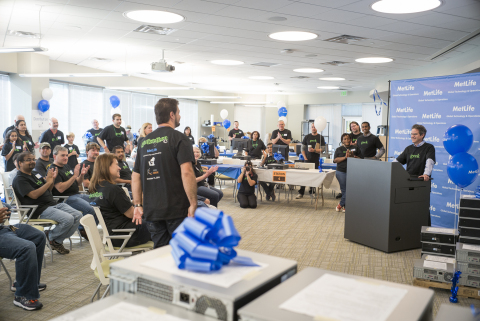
left=134, top=204, right=143, bottom=208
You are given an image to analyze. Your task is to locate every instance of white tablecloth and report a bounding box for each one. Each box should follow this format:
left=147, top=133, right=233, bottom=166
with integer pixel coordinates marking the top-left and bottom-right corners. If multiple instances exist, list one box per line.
left=221, top=158, right=262, bottom=166
left=255, top=168, right=336, bottom=188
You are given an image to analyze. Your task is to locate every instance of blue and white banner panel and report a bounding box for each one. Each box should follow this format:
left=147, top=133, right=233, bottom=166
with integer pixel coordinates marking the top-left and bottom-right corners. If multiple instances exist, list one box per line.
left=389, top=72, right=480, bottom=228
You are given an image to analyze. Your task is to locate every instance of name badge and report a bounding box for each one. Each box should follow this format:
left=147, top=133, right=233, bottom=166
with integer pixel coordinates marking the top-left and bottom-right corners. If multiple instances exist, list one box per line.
left=283, top=134, right=287, bottom=136
left=121, top=131, right=125, bottom=134
left=57, top=136, right=61, bottom=139
left=70, top=170, right=73, bottom=174
left=35, top=174, right=42, bottom=179
left=69, top=147, right=72, bottom=150
left=28, top=141, right=32, bottom=145
left=351, top=148, right=356, bottom=152
left=16, top=146, right=22, bottom=149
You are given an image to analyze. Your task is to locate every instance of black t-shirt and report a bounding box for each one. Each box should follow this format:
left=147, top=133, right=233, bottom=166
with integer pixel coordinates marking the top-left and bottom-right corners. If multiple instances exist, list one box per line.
left=271, top=129, right=292, bottom=146
left=356, top=134, right=383, bottom=158
left=39, top=129, right=65, bottom=157
left=302, top=134, right=325, bottom=162
left=239, top=172, right=257, bottom=194
left=118, top=160, right=132, bottom=181
left=133, top=127, right=195, bottom=221
left=81, top=160, right=95, bottom=180
left=98, top=125, right=128, bottom=151
left=263, top=155, right=276, bottom=166
left=2, top=125, right=14, bottom=139
left=1, top=141, right=23, bottom=171
left=86, top=128, right=103, bottom=145
left=51, top=163, right=79, bottom=196
left=334, top=145, right=360, bottom=173
left=228, top=129, right=244, bottom=138
left=194, top=162, right=207, bottom=187
left=64, top=144, right=80, bottom=169
left=396, top=142, right=436, bottom=177
left=12, top=170, right=57, bottom=218
left=34, top=158, right=53, bottom=177
left=88, top=181, right=135, bottom=247
left=248, top=139, right=266, bottom=159
left=18, top=133, right=34, bottom=152
left=350, top=132, right=362, bottom=145
left=186, top=135, right=195, bottom=145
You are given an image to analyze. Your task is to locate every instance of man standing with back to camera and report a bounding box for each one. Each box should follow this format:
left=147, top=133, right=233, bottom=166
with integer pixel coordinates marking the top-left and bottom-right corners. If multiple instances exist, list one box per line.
left=132, top=98, right=197, bottom=248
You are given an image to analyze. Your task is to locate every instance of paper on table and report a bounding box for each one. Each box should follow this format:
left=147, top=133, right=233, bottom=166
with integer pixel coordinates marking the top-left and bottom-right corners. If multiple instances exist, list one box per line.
left=56, top=302, right=189, bottom=321
left=426, top=227, right=456, bottom=234
left=279, top=273, right=407, bottom=321
left=423, top=260, right=447, bottom=270
left=142, top=254, right=267, bottom=288
left=424, top=255, right=455, bottom=265
left=463, top=244, right=480, bottom=251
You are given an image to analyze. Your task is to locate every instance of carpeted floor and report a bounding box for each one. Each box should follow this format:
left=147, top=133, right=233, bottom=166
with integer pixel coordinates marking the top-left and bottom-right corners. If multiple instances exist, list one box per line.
left=0, top=184, right=479, bottom=320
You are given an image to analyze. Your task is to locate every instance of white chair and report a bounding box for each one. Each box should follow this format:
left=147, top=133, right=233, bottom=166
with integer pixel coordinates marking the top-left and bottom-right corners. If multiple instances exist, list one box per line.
left=80, top=214, right=132, bottom=302
left=1, top=171, right=14, bottom=205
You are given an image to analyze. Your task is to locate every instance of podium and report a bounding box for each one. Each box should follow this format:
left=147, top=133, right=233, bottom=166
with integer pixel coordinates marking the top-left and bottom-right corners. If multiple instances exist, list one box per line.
left=344, top=158, right=430, bottom=253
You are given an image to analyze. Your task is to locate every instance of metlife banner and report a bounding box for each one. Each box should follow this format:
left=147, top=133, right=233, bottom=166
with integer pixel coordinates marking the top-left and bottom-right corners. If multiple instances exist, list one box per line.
left=389, top=72, right=480, bottom=228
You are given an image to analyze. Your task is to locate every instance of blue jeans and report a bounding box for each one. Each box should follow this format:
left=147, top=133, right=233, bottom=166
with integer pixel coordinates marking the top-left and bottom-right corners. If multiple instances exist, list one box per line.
left=0, top=224, right=45, bottom=300
left=197, top=186, right=224, bottom=207
left=336, top=171, right=347, bottom=207
left=65, top=194, right=98, bottom=230
left=145, top=217, right=186, bottom=249
left=40, top=203, right=82, bottom=243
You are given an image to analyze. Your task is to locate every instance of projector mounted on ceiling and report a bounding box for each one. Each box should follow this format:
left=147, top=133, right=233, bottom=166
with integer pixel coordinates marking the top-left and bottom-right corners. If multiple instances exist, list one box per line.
left=151, top=50, right=175, bottom=72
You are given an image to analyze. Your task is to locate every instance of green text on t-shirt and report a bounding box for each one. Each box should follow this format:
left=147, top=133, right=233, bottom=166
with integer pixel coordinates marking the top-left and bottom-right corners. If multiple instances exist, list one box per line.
left=141, top=136, right=168, bottom=148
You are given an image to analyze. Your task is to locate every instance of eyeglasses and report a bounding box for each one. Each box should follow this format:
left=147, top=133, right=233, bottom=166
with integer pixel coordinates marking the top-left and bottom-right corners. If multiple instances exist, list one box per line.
left=23, top=158, right=35, bottom=162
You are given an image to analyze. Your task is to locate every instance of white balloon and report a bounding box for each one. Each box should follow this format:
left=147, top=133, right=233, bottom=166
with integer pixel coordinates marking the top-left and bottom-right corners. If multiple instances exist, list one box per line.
left=42, top=88, right=53, bottom=101
left=111, top=108, right=122, bottom=115
left=278, top=116, right=287, bottom=124
left=314, top=116, right=327, bottom=132
left=220, top=109, right=228, bottom=120
left=277, top=101, right=286, bottom=109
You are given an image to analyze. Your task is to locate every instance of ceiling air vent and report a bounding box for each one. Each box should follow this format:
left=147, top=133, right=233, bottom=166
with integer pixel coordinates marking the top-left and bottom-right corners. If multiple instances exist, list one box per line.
left=324, top=35, right=367, bottom=44
left=291, top=76, right=310, bottom=79
left=321, top=61, right=352, bottom=66
left=7, top=30, right=41, bottom=38
left=90, top=57, right=112, bottom=62
left=134, top=25, right=177, bottom=35
left=251, top=62, right=281, bottom=67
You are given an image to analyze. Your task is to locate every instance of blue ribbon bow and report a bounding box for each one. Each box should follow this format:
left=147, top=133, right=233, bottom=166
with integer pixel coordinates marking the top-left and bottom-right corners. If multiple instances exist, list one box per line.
left=475, top=186, right=480, bottom=199
left=207, top=134, right=215, bottom=139
left=373, top=89, right=387, bottom=116
left=133, top=133, right=138, bottom=140
left=298, top=154, right=304, bottom=161
left=84, top=131, right=93, bottom=139
left=319, top=158, right=324, bottom=172
left=215, top=145, right=220, bottom=150
left=449, top=270, right=462, bottom=303
left=241, top=136, right=249, bottom=139
left=201, top=142, right=210, bottom=154
left=273, top=152, right=284, bottom=163
left=170, top=208, right=258, bottom=272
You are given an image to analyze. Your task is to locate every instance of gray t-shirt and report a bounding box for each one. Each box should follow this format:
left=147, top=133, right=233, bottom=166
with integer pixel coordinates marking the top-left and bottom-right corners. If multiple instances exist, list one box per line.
left=34, top=158, right=53, bottom=177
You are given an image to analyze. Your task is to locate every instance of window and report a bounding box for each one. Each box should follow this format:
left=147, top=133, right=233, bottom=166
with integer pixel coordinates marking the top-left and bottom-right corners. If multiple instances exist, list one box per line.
left=234, top=106, right=264, bottom=138
left=0, top=74, right=11, bottom=131
left=69, top=85, right=103, bottom=147
left=49, top=82, right=69, bottom=137
left=176, top=99, right=198, bottom=139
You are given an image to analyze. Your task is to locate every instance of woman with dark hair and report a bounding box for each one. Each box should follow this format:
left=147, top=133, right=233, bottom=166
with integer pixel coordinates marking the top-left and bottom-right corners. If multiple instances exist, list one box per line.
left=245, top=131, right=266, bottom=159
left=2, top=130, right=24, bottom=171
left=15, top=120, right=35, bottom=152
left=333, top=133, right=360, bottom=212
left=237, top=160, right=257, bottom=208
left=88, top=153, right=151, bottom=247
left=184, top=126, right=195, bottom=145
left=349, top=121, right=362, bottom=145
left=193, top=146, right=223, bottom=206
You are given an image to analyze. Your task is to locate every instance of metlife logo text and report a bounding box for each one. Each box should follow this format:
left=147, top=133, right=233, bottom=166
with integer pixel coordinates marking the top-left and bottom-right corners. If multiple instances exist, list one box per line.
left=422, top=113, right=441, bottom=119
left=454, top=80, right=476, bottom=87
left=397, top=85, right=415, bottom=91
left=396, top=107, right=413, bottom=112
left=424, top=136, right=440, bottom=143
left=453, top=105, right=475, bottom=112
left=424, top=89, right=443, bottom=96
left=394, top=129, right=411, bottom=135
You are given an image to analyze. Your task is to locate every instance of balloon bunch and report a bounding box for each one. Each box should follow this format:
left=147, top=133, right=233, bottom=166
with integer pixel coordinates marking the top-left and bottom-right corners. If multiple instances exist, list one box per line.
left=38, top=88, right=54, bottom=113
left=170, top=208, right=258, bottom=272
left=222, top=119, right=231, bottom=129
left=449, top=271, right=462, bottom=303
left=274, top=152, right=285, bottom=163
left=110, top=95, right=121, bottom=115
left=444, top=125, right=478, bottom=188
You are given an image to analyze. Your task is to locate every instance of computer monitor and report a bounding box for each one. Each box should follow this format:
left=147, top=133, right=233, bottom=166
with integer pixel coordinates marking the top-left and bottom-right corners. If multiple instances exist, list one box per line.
left=205, top=142, right=216, bottom=158
left=231, top=138, right=244, bottom=151
left=234, top=139, right=252, bottom=157
left=273, top=144, right=289, bottom=162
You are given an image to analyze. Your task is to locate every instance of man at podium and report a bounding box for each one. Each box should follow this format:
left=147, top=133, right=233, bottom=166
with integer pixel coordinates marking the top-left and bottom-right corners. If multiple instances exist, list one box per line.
left=394, top=124, right=435, bottom=182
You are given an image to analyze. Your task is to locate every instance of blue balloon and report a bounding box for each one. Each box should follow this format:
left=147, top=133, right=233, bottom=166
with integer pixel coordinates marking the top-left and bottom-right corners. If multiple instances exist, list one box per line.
left=110, top=95, right=120, bottom=108
left=38, top=99, right=50, bottom=112
left=278, top=107, right=287, bottom=117
left=443, top=124, right=473, bottom=156
left=447, top=152, right=479, bottom=188
left=222, top=119, right=231, bottom=129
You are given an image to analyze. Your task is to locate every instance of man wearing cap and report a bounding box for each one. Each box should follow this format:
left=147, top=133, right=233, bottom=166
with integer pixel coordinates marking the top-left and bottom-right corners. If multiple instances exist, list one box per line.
left=39, top=118, right=65, bottom=158
left=34, top=143, right=53, bottom=177
left=126, top=125, right=134, bottom=142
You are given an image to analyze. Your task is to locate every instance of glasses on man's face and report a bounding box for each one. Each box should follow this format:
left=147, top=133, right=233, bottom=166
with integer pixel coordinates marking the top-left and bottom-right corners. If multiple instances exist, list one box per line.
left=23, top=158, right=35, bottom=162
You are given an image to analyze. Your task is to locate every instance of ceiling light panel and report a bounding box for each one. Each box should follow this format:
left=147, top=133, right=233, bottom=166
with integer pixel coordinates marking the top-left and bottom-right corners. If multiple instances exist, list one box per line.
left=0, top=47, right=47, bottom=53
left=106, top=87, right=195, bottom=90
left=210, top=60, right=244, bottom=65
left=20, top=73, right=129, bottom=78
left=293, top=68, right=324, bottom=73
left=124, top=10, right=185, bottom=24
left=355, top=57, right=394, bottom=63
left=319, top=77, right=346, bottom=81
left=318, top=86, right=340, bottom=89
left=269, top=31, right=318, bottom=41
left=371, top=0, right=442, bottom=14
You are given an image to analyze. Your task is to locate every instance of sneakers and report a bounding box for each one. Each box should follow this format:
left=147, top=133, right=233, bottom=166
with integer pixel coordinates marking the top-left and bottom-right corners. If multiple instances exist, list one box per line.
left=342, top=207, right=345, bottom=213
left=13, top=297, right=43, bottom=311
left=336, top=204, right=342, bottom=212
left=11, top=282, right=46, bottom=292
left=50, top=241, right=70, bottom=254
left=295, top=194, right=303, bottom=199
left=336, top=193, right=342, bottom=199
left=206, top=204, right=217, bottom=209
